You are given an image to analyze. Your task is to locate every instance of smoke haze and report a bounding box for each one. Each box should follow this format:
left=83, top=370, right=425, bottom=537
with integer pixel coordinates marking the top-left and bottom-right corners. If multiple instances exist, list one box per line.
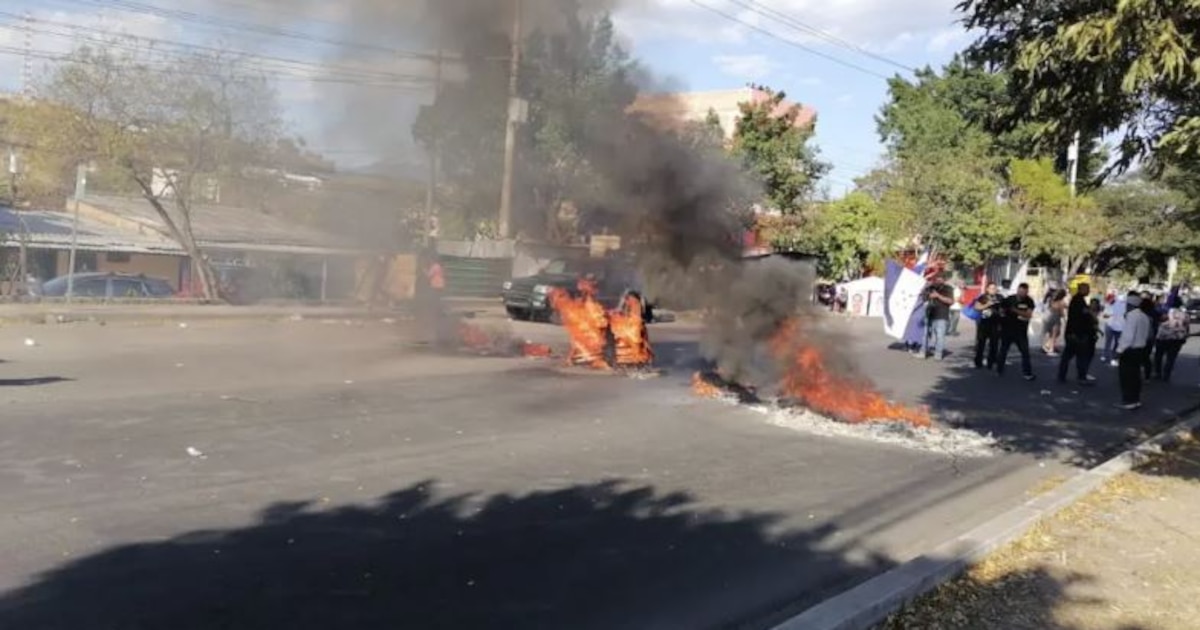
left=195, top=0, right=831, bottom=387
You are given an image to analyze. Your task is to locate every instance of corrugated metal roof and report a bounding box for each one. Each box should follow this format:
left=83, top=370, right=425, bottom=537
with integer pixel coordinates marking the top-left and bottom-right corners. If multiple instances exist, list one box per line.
left=82, top=195, right=355, bottom=254
left=0, top=206, right=184, bottom=254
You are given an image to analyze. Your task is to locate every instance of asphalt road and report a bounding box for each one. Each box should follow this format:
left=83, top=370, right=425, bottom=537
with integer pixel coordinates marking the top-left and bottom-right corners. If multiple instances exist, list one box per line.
left=0, top=313, right=1196, bottom=629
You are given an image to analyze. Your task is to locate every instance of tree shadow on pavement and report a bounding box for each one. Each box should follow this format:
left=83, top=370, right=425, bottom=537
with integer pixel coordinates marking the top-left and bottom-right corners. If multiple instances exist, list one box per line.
left=878, top=564, right=1152, bottom=630
left=0, top=377, right=73, bottom=387
left=921, top=353, right=1200, bottom=467
left=0, top=480, right=894, bottom=630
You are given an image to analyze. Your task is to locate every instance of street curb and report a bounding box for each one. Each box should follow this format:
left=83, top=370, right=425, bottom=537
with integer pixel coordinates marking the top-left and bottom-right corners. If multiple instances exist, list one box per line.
left=770, top=408, right=1200, bottom=630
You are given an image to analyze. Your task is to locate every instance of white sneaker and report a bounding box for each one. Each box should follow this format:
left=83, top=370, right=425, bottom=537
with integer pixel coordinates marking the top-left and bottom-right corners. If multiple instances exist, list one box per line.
left=1110, top=359, right=1119, bottom=367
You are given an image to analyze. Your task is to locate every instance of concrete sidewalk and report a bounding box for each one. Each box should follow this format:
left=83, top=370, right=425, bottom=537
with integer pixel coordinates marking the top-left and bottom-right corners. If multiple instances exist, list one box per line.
left=879, top=431, right=1200, bottom=630
left=0, top=297, right=503, bottom=324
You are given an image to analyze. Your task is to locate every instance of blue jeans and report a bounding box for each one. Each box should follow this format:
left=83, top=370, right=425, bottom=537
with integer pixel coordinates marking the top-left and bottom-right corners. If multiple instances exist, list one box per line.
left=922, top=318, right=948, bottom=358
left=1103, top=327, right=1121, bottom=360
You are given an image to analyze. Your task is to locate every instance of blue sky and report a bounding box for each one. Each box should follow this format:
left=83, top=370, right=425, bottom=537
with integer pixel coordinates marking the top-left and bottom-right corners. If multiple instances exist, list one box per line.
left=0, top=0, right=973, bottom=192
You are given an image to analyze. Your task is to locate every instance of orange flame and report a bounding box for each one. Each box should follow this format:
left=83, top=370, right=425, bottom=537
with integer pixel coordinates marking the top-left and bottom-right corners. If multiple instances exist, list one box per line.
left=522, top=342, right=554, bottom=358
left=691, top=371, right=724, bottom=398
left=609, top=294, right=654, bottom=367
left=772, top=318, right=930, bottom=427
left=549, top=280, right=610, bottom=369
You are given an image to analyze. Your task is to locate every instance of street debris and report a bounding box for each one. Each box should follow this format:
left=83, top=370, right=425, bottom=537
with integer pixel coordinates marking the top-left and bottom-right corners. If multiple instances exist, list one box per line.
left=185, top=446, right=205, bottom=458
left=756, top=405, right=998, bottom=457
left=24, top=338, right=36, bottom=347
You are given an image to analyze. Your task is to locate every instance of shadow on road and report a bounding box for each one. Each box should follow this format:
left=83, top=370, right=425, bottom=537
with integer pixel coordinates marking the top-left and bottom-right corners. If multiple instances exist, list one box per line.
left=921, top=353, right=1200, bottom=466
left=0, top=377, right=73, bottom=387
left=0, top=480, right=894, bottom=630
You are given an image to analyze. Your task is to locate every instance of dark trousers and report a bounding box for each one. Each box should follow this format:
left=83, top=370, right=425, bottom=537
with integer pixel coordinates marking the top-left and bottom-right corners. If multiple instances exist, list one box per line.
left=1142, top=339, right=1156, bottom=379
left=974, top=320, right=1000, bottom=368
left=1119, top=348, right=1147, bottom=404
left=997, top=331, right=1032, bottom=376
left=1058, top=336, right=1096, bottom=382
left=1153, top=339, right=1186, bottom=381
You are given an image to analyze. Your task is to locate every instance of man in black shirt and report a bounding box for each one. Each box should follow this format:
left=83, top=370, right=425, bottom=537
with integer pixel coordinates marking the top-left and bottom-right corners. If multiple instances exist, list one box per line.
left=920, top=274, right=955, bottom=360
left=1057, top=283, right=1097, bottom=384
left=997, top=282, right=1036, bottom=380
left=972, top=282, right=1003, bottom=369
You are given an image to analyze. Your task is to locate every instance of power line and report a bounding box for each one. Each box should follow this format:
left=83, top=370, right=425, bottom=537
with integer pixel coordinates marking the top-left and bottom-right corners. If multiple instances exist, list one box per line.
left=688, top=0, right=893, bottom=80
left=730, top=0, right=916, bottom=74
left=0, top=44, right=430, bottom=90
left=52, top=0, right=451, bottom=61
left=0, top=14, right=439, bottom=85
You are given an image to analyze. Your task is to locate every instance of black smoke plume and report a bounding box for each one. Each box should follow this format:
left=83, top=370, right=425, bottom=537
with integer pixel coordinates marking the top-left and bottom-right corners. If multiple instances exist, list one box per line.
left=194, top=0, right=825, bottom=385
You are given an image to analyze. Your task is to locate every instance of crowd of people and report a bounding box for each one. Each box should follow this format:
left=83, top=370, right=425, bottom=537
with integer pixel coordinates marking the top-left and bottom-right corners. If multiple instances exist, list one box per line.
left=911, top=276, right=1192, bottom=411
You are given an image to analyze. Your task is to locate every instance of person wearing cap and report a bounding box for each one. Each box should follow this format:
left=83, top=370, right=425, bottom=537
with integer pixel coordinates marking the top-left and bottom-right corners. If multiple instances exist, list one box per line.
left=919, top=274, right=955, bottom=360
left=1116, top=292, right=1152, bottom=410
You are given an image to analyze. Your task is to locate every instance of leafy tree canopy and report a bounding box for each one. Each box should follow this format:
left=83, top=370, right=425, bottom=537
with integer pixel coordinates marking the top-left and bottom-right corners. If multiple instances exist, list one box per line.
left=731, top=89, right=828, bottom=214
left=958, top=0, right=1200, bottom=172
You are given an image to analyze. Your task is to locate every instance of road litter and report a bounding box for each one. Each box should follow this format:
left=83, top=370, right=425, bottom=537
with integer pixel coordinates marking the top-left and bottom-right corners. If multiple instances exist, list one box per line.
left=186, top=446, right=205, bottom=458
left=748, top=404, right=999, bottom=458
left=24, top=338, right=36, bottom=346
left=178, top=322, right=188, bottom=329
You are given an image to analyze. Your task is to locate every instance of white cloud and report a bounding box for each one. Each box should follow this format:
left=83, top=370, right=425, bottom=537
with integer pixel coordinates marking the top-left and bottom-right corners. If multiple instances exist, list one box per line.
left=712, top=53, right=775, bottom=80
left=836, top=93, right=854, bottom=104
left=925, top=26, right=973, bottom=53
left=0, top=8, right=182, bottom=95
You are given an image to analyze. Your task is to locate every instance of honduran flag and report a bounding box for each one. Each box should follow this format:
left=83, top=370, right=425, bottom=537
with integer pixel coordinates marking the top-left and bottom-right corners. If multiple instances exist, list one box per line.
left=883, top=259, right=928, bottom=341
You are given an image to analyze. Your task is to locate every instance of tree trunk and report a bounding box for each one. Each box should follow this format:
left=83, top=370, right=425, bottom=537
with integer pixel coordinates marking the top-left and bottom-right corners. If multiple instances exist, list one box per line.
left=130, top=172, right=221, bottom=301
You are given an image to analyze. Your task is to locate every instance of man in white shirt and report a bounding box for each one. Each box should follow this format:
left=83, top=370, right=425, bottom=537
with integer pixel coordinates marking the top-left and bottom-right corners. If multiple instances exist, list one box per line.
left=1102, top=295, right=1126, bottom=364
left=1116, top=293, right=1152, bottom=410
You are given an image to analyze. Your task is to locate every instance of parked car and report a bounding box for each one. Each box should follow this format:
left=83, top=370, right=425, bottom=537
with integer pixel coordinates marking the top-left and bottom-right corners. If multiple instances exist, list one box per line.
left=501, top=256, right=652, bottom=322
left=1185, top=298, right=1200, bottom=324
left=33, top=272, right=177, bottom=299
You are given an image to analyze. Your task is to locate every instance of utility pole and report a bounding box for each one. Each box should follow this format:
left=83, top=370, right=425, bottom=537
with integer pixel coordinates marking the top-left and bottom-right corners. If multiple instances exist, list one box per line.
left=66, top=164, right=87, bottom=302
left=8, top=148, right=28, bottom=295
left=424, top=30, right=444, bottom=231
left=1067, top=130, right=1080, bottom=197
left=21, top=11, right=33, bottom=99
left=497, top=0, right=523, bottom=239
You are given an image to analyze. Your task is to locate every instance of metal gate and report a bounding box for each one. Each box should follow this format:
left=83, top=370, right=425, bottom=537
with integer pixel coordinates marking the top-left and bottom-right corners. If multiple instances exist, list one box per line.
left=440, top=256, right=511, bottom=297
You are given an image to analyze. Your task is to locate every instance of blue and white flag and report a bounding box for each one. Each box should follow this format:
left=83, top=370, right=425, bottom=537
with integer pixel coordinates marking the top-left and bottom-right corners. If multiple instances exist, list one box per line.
left=883, top=260, right=928, bottom=340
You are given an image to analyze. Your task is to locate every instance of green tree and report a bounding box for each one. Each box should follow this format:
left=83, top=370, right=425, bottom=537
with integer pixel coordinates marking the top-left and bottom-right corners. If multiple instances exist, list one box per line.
left=874, top=65, right=1020, bottom=266
left=27, top=45, right=282, bottom=299
left=1090, top=176, right=1198, bottom=276
left=413, top=11, right=640, bottom=243
left=731, top=89, right=828, bottom=214
left=804, top=191, right=903, bottom=279
left=519, top=12, right=639, bottom=242
left=1007, top=158, right=1109, bottom=275
left=958, top=0, right=1200, bottom=171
